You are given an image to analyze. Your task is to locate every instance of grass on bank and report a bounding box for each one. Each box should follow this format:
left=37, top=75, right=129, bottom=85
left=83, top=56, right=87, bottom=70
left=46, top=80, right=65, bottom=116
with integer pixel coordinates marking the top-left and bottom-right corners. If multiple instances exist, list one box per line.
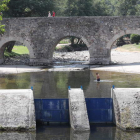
left=59, top=39, right=70, bottom=44
left=115, top=44, right=140, bottom=52
left=4, top=45, right=29, bottom=57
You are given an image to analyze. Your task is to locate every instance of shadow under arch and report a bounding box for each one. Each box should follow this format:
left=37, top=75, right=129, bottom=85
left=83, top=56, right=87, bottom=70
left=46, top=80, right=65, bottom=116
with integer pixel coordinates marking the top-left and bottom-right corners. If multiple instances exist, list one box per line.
left=0, top=36, right=34, bottom=64
left=106, top=30, right=140, bottom=63
left=51, top=35, right=91, bottom=63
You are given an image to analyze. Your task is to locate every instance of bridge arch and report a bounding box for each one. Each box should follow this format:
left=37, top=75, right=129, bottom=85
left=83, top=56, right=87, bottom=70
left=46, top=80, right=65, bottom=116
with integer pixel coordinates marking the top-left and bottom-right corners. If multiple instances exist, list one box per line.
left=51, top=34, right=91, bottom=63
left=106, top=30, right=140, bottom=63
left=107, top=30, right=140, bottom=50
left=0, top=36, right=34, bottom=64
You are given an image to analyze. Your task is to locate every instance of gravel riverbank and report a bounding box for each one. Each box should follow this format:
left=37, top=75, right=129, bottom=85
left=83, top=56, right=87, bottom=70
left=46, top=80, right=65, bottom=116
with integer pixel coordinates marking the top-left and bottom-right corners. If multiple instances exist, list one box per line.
left=3, top=50, right=140, bottom=65
left=111, top=49, right=140, bottom=64
left=1, top=49, right=140, bottom=74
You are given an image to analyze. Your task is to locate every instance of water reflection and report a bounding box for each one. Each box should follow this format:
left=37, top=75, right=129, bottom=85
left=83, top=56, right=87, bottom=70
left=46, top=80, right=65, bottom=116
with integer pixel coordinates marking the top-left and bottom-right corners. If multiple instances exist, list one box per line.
left=0, top=124, right=140, bottom=140
left=0, top=132, right=36, bottom=140
left=36, top=124, right=70, bottom=140
left=0, top=70, right=140, bottom=99
left=89, top=124, right=116, bottom=140
left=115, top=128, right=140, bottom=140
left=70, top=129, right=90, bottom=140
left=36, top=124, right=116, bottom=140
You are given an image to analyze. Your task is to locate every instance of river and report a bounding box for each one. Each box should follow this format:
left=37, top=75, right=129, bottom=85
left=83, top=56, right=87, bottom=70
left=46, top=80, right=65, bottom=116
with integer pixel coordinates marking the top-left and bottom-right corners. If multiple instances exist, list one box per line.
left=0, top=70, right=140, bottom=139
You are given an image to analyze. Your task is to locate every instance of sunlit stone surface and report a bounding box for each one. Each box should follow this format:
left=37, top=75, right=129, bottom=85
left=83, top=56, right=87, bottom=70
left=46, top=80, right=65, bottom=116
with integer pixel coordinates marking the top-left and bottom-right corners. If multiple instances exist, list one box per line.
left=68, top=88, right=90, bottom=131
left=112, top=88, right=140, bottom=130
left=0, top=89, right=36, bottom=131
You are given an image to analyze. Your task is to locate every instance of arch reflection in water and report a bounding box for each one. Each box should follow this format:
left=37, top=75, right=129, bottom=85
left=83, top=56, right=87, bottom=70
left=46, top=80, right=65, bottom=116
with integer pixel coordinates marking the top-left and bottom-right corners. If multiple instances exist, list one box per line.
left=0, top=132, right=36, bottom=140
left=70, top=129, right=90, bottom=140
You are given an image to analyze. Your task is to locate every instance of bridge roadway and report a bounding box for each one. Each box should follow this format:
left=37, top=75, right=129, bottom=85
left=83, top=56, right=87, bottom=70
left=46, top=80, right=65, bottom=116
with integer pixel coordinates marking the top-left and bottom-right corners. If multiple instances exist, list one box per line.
left=0, top=16, right=140, bottom=65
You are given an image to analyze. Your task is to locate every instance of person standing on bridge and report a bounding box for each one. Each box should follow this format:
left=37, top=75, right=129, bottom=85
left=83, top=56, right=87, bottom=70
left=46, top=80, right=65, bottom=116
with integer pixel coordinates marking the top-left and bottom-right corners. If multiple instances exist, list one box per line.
left=52, top=11, right=55, bottom=17
left=48, top=11, right=51, bottom=17
left=96, top=73, right=100, bottom=82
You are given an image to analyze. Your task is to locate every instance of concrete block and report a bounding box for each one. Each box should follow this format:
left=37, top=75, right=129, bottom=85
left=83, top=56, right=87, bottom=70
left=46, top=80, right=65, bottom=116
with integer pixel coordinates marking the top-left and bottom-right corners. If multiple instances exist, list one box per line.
left=68, top=88, right=90, bottom=131
left=0, top=89, right=36, bottom=131
left=112, top=88, right=140, bottom=130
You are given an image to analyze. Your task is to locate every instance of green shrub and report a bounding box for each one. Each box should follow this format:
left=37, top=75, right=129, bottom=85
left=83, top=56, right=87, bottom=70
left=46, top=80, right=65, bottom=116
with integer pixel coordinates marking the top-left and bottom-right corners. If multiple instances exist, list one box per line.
left=116, top=36, right=125, bottom=46
left=130, top=34, right=140, bottom=45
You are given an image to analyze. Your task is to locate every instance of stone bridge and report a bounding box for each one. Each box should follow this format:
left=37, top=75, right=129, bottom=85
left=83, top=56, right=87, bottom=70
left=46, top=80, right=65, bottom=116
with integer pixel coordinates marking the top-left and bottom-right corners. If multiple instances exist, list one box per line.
left=0, top=16, right=140, bottom=65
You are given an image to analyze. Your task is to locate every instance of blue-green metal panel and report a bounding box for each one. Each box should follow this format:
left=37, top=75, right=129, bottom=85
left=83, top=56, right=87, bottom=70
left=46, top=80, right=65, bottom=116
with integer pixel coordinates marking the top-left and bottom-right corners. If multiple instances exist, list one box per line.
left=34, top=99, right=69, bottom=122
left=85, top=98, right=113, bottom=123
left=34, top=98, right=113, bottom=123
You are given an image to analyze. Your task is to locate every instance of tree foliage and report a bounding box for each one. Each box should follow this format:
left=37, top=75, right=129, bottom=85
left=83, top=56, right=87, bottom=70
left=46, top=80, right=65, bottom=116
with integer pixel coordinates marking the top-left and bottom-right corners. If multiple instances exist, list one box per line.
left=3, top=0, right=140, bottom=17
left=65, top=0, right=109, bottom=16
left=0, top=0, right=9, bottom=34
left=115, top=0, right=138, bottom=16
left=4, top=0, right=55, bottom=17
left=130, top=34, right=140, bottom=44
left=2, top=0, right=140, bottom=17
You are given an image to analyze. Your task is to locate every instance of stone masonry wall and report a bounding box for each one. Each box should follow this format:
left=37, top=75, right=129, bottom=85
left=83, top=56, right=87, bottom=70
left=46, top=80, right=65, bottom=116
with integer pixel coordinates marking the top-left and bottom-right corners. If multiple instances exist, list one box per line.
left=0, top=16, right=140, bottom=65
left=0, top=89, right=36, bottom=131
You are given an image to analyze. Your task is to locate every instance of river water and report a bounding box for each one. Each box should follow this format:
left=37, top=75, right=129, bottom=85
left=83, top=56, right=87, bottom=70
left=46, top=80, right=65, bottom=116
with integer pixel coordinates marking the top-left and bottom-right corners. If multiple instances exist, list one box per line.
left=1, top=70, right=140, bottom=98
left=0, top=70, right=140, bottom=139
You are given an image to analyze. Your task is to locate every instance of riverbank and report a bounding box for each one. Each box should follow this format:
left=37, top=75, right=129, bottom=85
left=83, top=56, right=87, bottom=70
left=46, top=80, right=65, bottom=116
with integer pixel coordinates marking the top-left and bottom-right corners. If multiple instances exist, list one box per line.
left=1, top=49, right=140, bottom=74
left=4, top=49, right=140, bottom=65
left=0, top=65, right=46, bottom=74
left=0, top=63, right=140, bottom=74
left=90, top=64, right=140, bottom=74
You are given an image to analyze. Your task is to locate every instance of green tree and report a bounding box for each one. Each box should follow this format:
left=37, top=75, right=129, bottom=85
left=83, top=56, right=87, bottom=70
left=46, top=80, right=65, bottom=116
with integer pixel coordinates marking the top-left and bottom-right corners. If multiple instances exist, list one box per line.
left=115, top=0, right=138, bottom=16
left=4, top=0, right=55, bottom=17
left=53, top=0, right=67, bottom=16
left=0, top=0, right=9, bottom=34
left=65, top=0, right=78, bottom=16
left=65, top=0, right=109, bottom=16
left=130, top=34, right=140, bottom=44
left=99, top=0, right=140, bottom=16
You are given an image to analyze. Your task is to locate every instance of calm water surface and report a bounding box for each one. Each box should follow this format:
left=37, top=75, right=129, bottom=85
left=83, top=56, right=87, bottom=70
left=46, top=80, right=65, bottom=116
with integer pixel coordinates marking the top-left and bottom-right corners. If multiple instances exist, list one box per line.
left=0, top=70, right=140, bottom=139
left=0, top=70, right=140, bottom=98
left=1, top=124, right=140, bottom=140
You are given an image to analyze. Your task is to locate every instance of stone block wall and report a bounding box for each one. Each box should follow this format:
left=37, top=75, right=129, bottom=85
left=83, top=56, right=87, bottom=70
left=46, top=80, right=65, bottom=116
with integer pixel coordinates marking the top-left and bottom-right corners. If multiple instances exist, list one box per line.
left=112, top=88, right=140, bottom=130
left=0, top=89, right=36, bottom=131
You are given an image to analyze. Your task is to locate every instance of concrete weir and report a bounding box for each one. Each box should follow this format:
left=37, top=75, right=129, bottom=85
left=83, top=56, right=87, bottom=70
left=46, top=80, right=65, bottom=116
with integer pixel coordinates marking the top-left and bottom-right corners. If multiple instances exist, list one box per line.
left=112, top=88, right=140, bottom=130
left=68, top=88, right=90, bottom=131
left=0, top=89, right=36, bottom=131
